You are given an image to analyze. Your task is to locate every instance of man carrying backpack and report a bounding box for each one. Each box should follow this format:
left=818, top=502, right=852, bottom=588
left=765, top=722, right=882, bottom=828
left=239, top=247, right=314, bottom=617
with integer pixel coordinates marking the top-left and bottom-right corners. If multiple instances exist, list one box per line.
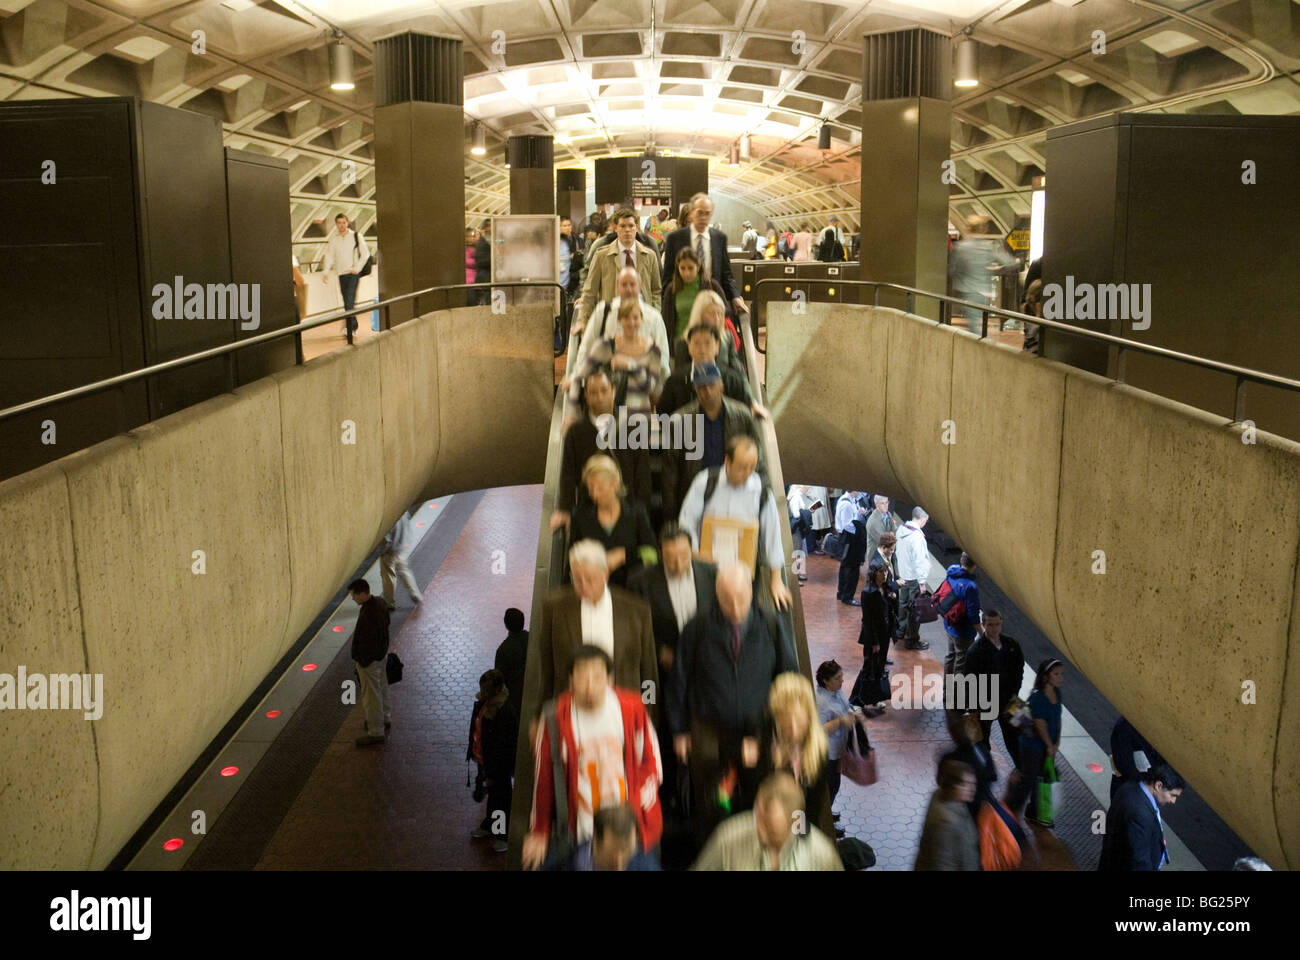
left=935, top=553, right=981, bottom=676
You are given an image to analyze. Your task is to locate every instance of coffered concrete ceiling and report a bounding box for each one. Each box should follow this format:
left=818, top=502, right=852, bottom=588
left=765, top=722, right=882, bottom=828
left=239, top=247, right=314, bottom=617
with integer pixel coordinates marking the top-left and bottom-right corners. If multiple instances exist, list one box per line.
left=3, top=0, right=1295, bottom=263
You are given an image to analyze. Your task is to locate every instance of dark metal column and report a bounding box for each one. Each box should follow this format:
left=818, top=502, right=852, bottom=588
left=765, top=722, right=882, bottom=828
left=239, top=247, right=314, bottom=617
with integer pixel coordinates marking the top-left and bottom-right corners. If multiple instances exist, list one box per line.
left=859, top=29, right=952, bottom=317
left=373, top=32, right=464, bottom=324
left=508, top=135, right=554, bottom=215
left=556, top=168, right=586, bottom=226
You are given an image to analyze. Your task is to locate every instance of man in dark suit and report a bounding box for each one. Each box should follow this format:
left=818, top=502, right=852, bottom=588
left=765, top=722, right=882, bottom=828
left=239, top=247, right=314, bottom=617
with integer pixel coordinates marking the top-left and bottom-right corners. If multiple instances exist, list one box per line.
left=1098, top=764, right=1184, bottom=871
left=963, top=609, right=1025, bottom=765
left=669, top=562, right=799, bottom=843
left=1109, top=716, right=1164, bottom=800
left=527, top=538, right=659, bottom=723
left=628, top=522, right=717, bottom=818
left=660, top=193, right=748, bottom=320
left=494, top=607, right=529, bottom=720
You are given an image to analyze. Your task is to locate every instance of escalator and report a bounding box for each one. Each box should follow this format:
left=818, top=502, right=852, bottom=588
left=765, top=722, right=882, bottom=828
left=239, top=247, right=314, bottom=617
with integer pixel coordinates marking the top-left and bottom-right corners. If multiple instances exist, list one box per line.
left=506, top=314, right=827, bottom=869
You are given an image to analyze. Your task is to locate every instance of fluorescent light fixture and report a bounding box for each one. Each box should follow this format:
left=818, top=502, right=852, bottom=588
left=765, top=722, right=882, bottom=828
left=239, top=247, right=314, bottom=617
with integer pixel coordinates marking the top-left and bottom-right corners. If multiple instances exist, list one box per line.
left=954, top=37, right=979, bottom=88
left=329, top=40, right=354, bottom=91
left=471, top=122, right=486, bottom=155
left=1029, top=188, right=1045, bottom=263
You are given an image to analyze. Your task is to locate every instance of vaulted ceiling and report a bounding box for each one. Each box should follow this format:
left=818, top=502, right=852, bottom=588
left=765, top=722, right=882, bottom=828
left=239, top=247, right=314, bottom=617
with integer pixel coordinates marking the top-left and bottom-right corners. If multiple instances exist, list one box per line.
left=3, top=0, right=1297, bottom=264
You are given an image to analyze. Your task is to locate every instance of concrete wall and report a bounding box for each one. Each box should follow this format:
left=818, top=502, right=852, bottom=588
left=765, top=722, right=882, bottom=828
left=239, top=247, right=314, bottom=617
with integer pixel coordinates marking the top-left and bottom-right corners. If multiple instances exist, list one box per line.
left=0, top=304, right=553, bottom=869
left=767, top=301, right=1300, bottom=868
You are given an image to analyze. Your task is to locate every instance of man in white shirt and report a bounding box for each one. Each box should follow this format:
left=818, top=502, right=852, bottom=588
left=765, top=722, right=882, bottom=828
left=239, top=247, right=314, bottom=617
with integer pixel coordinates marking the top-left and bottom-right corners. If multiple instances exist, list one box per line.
left=895, top=506, right=933, bottom=651
left=529, top=539, right=658, bottom=722
left=678, top=434, right=790, bottom=611
left=321, top=212, right=370, bottom=345
left=834, top=490, right=868, bottom=605
left=661, top=194, right=747, bottom=320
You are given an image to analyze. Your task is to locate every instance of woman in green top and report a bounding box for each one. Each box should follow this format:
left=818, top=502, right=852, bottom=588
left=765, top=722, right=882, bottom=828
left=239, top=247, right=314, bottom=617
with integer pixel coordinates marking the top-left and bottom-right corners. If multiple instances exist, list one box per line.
left=662, top=247, right=729, bottom=342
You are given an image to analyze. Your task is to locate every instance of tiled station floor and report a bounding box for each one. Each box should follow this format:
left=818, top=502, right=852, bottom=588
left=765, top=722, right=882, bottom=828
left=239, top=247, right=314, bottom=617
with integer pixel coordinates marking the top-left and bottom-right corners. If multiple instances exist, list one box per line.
left=252, top=486, right=540, bottom=870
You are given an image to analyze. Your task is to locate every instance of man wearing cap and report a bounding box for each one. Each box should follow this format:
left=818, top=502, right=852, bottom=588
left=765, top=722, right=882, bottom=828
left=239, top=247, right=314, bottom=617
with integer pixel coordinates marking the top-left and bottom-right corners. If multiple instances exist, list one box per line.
left=740, top=221, right=760, bottom=260
left=661, top=362, right=763, bottom=523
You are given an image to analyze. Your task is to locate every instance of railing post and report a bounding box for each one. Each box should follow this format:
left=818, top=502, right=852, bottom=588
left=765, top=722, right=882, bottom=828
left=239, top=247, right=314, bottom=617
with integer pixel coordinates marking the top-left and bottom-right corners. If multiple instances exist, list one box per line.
left=905, top=291, right=914, bottom=314
left=1234, top=377, right=1248, bottom=423
left=1116, top=347, right=1127, bottom=384
left=981, top=311, right=988, bottom=339
left=872, top=286, right=879, bottom=308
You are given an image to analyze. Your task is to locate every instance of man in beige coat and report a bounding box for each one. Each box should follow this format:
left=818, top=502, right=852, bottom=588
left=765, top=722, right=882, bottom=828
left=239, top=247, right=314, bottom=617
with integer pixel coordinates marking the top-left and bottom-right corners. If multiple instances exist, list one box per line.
left=574, top=206, right=661, bottom=331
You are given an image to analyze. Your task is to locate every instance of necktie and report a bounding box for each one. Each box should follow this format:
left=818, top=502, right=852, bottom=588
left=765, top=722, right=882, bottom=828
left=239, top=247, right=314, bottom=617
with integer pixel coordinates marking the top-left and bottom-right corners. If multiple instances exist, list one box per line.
left=695, top=232, right=705, bottom=266
left=731, top=623, right=742, bottom=662
left=624, top=248, right=634, bottom=268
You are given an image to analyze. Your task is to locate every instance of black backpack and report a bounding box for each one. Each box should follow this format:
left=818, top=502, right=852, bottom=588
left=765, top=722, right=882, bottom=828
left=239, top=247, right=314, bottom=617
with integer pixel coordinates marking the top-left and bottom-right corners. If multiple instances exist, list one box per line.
left=353, top=230, right=374, bottom=277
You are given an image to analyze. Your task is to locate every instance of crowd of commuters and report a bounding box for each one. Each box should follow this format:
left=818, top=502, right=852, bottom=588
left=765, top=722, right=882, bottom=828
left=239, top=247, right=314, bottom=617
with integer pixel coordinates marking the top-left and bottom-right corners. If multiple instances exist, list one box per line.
left=336, top=195, right=1198, bottom=870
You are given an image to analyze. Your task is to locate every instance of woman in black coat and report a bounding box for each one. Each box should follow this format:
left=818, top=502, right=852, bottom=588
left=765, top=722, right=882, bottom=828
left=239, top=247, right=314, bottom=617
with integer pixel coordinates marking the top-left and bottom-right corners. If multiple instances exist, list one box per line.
left=567, top=453, right=655, bottom=589
left=850, top=563, right=893, bottom=714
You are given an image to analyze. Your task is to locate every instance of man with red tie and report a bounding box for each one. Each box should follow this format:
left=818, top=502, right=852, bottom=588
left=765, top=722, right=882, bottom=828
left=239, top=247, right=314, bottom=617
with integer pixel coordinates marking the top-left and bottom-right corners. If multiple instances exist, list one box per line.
left=574, top=207, right=661, bottom=332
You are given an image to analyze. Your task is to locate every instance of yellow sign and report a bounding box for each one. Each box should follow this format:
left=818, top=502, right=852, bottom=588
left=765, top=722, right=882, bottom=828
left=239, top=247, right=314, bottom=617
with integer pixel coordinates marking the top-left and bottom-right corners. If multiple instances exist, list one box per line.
left=1006, top=229, right=1030, bottom=251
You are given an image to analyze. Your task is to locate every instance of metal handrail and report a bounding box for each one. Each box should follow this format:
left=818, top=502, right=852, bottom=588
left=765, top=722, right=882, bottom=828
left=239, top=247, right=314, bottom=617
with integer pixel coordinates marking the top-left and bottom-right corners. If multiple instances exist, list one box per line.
left=0, top=281, right=567, bottom=424
left=754, top=278, right=1300, bottom=424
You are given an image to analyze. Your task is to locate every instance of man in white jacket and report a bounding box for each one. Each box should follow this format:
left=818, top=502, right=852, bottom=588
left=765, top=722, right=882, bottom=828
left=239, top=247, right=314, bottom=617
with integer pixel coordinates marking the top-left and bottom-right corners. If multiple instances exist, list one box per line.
left=322, top=212, right=370, bottom=345
left=895, top=506, right=932, bottom=651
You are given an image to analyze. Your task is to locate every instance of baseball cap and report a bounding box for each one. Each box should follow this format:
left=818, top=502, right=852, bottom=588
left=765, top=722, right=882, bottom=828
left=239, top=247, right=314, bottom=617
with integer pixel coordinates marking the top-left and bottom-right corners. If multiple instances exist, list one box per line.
left=691, top=362, right=722, bottom=387
left=743, top=220, right=752, bottom=227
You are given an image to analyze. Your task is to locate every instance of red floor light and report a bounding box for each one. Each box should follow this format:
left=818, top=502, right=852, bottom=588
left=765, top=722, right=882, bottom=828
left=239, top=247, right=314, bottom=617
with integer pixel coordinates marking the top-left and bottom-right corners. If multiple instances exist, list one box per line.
left=332, top=625, right=345, bottom=632
left=302, top=663, right=317, bottom=671
left=220, top=766, right=239, bottom=777
left=415, top=522, right=425, bottom=526
left=1087, top=762, right=1104, bottom=772
left=163, top=838, right=183, bottom=852
left=266, top=709, right=282, bottom=719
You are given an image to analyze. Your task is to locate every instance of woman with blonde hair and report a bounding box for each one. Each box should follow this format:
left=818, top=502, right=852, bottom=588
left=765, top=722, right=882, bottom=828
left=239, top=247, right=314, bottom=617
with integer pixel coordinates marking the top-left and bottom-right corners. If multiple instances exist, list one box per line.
left=568, top=298, right=663, bottom=415
left=757, top=672, right=832, bottom=834
left=675, top=289, right=745, bottom=378
left=567, top=453, right=655, bottom=589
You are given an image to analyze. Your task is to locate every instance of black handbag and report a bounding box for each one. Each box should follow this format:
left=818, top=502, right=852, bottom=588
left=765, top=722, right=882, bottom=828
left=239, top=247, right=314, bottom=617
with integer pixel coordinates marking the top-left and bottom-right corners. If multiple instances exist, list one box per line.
left=352, top=231, right=374, bottom=277
left=385, top=651, right=404, bottom=684
left=822, top=531, right=847, bottom=561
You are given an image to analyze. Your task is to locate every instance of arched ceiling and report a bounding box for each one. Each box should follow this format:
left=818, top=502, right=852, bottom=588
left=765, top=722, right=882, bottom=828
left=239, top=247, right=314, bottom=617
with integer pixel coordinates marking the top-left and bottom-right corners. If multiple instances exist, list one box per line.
left=3, top=0, right=1296, bottom=263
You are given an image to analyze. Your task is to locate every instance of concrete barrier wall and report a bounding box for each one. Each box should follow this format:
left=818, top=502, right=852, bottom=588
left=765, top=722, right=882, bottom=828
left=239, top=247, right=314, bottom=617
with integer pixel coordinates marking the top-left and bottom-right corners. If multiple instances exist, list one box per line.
left=767, top=301, right=1300, bottom=868
left=0, top=304, right=553, bottom=869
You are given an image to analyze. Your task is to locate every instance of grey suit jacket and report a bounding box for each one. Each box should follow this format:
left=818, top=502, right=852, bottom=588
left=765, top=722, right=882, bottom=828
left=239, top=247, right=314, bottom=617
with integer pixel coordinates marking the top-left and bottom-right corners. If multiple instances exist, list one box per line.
left=530, top=584, right=659, bottom=721
left=913, top=793, right=981, bottom=871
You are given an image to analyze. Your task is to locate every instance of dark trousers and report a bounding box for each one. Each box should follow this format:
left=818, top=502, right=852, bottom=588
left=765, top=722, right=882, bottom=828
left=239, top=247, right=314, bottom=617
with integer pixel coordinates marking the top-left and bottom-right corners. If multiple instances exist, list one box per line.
left=980, top=715, right=1022, bottom=768
left=898, top=581, right=921, bottom=641
left=1007, top=740, right=1048, bottom=821
left=688, top=723, right=759, bottom=848
left=837, top=553, right=862, bottom=601
left=790, top=509, right=817, bottom=556
left=826, top=758, right=842, bottom=810
left=338, top=273, right=361, bottom=334
left=480, top=779, right=513, bottom=836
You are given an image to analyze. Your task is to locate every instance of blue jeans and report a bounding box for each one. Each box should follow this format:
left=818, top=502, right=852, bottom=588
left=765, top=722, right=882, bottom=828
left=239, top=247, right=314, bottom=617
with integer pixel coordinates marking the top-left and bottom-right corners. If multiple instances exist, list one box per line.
left=338, top=273, right=360, bottom=333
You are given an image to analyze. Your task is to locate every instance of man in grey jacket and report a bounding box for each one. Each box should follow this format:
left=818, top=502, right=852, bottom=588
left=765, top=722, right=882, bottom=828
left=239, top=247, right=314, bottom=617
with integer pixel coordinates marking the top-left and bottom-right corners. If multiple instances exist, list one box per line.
left=380, top=508, right=423, bottom=610
left=914, top=758, right=980, bottom=870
